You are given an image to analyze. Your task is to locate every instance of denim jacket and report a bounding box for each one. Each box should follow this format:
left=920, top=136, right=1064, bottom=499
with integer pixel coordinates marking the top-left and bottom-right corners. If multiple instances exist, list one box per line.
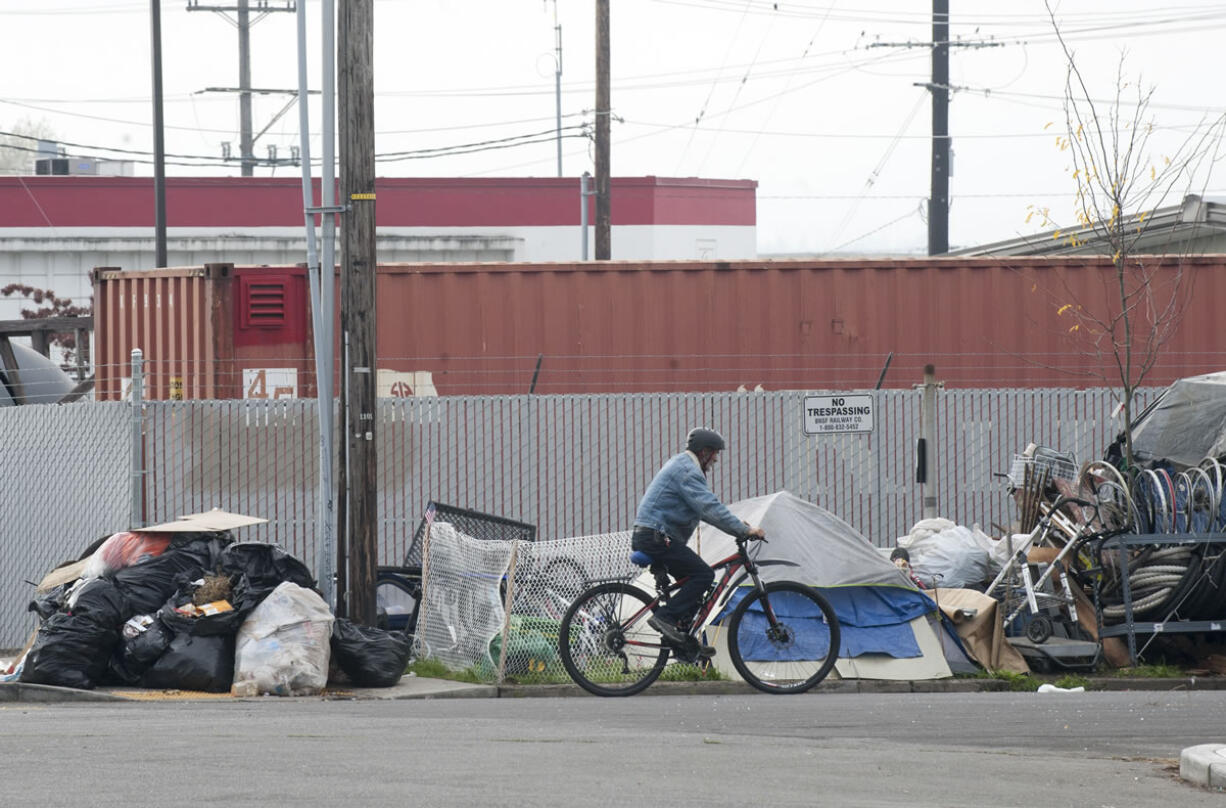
left=633, top=451, right=748, bottom=545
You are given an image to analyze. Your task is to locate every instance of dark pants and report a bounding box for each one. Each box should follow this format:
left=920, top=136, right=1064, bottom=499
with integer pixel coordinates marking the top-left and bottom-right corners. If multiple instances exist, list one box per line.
left=632, top=527, right=715, bottom=626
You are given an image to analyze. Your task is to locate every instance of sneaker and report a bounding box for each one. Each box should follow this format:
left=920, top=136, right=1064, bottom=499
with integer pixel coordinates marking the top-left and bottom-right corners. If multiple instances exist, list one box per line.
left=676, top=640, right=716, bottom=664
left=648, top=615, right=688, bottom=646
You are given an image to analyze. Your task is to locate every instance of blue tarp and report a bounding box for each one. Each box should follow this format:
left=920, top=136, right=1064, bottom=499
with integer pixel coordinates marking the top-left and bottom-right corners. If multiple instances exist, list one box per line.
left=717, top=585, right=935, bottom=661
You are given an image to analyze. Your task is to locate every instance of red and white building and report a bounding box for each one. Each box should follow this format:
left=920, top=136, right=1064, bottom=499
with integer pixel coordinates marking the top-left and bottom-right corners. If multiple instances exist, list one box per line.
left=0, top=175, right=757, bottom=321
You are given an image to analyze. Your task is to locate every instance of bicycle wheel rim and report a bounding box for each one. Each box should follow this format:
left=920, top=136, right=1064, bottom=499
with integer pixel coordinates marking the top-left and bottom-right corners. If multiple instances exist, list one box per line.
left=1187, top=466, right=1216, bottom=533
left=726, top=582, right=840, bottom=694
left=559, top=582, right=668, bottom=697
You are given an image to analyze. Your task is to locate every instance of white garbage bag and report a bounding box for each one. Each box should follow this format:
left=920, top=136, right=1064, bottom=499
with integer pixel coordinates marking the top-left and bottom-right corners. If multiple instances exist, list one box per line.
left=232, top=581, right=334, bottom=697
left=898, top=521, right=993, bottom=589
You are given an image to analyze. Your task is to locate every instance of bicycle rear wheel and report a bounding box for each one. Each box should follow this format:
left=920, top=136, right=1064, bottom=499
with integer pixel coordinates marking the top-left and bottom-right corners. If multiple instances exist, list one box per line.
left=559, top=582, right=668, bottom=697
left=726, top=581, right=840, bottom=694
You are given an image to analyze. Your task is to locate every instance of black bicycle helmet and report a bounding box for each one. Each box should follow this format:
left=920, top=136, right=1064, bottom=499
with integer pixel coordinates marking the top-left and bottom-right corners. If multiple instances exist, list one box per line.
left=686, top=427, right=726, bottom=453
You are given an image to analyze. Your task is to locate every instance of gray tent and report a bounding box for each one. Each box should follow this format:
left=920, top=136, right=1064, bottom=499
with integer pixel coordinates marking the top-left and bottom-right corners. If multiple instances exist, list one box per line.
left=666, top=491, right=966, bottom=680
left=1129, top=371, right=1226, bottom=468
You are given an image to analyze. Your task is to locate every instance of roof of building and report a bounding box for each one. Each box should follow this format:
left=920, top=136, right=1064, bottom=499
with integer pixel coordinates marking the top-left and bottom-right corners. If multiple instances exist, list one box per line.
left=953, top=194, right=1226, bottom=257
left=0, top=175, right=757, bottom=229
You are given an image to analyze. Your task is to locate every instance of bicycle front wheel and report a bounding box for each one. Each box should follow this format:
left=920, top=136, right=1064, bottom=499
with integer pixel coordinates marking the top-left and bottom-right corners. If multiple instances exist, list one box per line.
left=726, top=581, right=841, bottom=694
left=559, top=582, right=668, bottom=697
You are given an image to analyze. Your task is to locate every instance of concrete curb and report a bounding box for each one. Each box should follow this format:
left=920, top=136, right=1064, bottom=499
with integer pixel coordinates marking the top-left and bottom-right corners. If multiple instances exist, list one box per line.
left=3, top=675, right=1226, bottom=703
left=0, top=682, right=129, bottom=703
left=1180, top=744, right=1226, bottom=790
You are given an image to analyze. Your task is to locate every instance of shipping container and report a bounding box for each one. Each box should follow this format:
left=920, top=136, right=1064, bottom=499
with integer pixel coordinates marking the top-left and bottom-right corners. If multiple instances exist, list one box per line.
left=94, top=256, right=1226, bottom=399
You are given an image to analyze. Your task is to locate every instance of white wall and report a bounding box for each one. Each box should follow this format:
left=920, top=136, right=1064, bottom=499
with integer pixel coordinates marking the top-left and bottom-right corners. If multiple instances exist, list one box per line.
left=0, top=223, right=758, bottom=321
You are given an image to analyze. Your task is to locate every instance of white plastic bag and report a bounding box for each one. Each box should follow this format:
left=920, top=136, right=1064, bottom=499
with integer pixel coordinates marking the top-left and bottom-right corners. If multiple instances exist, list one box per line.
left=232, top=581, right=334, bottom=697
left=897, top=522, right=992, bottom=589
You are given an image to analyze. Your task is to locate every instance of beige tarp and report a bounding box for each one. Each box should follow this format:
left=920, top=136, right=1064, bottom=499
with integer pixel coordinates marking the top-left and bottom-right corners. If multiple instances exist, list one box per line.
left=929, top=588, right=1029, bottom=674
left=135, top=508, right=268, bottom=533
left=35, top=509, right=267, bottom=593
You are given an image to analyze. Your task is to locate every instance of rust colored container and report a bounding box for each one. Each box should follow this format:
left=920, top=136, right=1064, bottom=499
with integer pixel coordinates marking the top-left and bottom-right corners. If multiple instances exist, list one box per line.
left=95, top=256, right=1226, bottom=398
left=93, top=264, right=313, bottom=401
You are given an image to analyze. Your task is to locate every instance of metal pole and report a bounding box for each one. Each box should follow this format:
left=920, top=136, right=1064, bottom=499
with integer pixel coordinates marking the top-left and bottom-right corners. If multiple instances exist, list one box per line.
left=320, top=0, right=339, bottom=614
left=553, top=2, right=563, bottom=177
left=130, top=348, right=145, bottom=528
left=580, top=171, right=590, bottom=260
left=919, top=364, right=940, bottom=519
left=149, top=1, right=167, bottom=267
left=873, top=351, right=893, bottom=544
left=295, top=0, right=336, bottom=610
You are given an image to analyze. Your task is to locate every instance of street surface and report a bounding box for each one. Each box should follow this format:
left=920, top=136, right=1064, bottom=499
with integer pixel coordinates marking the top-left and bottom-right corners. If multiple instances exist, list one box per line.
left=1, top=690, right=1222, bottom=807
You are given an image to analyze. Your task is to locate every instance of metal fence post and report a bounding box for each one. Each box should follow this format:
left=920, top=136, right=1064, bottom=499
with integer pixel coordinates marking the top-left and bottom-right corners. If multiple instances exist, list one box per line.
left=918, top=364, right=942, bottom=520
left=495, top=541, right=520, bottom=684
left=130, top=348, right=145, bottom=528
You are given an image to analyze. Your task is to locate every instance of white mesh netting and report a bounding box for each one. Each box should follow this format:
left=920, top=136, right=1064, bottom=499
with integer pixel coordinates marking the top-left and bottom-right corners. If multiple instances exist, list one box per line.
left=414, top=525, right=635, bottom=682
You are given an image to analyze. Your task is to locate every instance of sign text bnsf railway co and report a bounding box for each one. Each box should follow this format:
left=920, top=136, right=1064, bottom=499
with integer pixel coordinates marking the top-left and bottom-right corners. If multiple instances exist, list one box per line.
left=803, top=394, right=875, bottom=435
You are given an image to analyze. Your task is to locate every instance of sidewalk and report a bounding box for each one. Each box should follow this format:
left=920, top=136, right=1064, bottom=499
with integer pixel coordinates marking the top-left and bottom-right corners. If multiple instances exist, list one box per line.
left=6, top=672, right=1226, bottom=704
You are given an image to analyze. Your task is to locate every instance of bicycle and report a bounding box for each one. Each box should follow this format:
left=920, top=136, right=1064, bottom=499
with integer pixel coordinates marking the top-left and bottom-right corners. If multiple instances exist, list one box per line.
left=558, top=533, right=841, bottom=696
left=502, top=556, right=589, bottom=621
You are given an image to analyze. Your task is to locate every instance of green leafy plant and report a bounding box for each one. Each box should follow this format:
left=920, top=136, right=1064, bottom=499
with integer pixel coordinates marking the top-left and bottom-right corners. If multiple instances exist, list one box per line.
left=1114, top=663, right=1184, bottom=678
left=966, top=670, right=1042, bottom=691
left=659, top=663, right=726, bottom=683
left=1054, top=673, right=1092, bottom=690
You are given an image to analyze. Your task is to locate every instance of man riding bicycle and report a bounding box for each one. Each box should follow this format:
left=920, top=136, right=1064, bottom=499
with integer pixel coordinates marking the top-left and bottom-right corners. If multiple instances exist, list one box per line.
left=633, top=427, right=765, bottom=655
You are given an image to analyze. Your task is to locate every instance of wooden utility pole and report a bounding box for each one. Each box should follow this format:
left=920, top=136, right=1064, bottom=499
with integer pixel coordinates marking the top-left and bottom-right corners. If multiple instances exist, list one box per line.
left=186, top=0, right=295, bottom=174
left=338, top=0, right=378, bottom=625
left=149, top=0, right=167, bottom=267
left=928, top=0, right=950, bottom=255
left=594, top=0, right=611, bottom=259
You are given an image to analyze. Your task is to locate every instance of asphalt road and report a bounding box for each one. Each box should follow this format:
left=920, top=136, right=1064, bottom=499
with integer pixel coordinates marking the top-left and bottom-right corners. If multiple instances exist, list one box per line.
left=2, top=690, right=1221, bottom=807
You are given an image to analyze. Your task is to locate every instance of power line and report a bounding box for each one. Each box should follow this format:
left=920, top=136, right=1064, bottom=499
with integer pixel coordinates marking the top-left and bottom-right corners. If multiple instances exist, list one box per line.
left=0, top=123, right=593, bottom=168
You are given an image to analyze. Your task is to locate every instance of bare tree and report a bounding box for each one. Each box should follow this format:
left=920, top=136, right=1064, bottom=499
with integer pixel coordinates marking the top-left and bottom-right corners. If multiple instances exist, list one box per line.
left=1041, top=2, right=1226, bottom=468
left=0, top=284, right=91, bottom=365
left=0, top=118, right=56, bottom=175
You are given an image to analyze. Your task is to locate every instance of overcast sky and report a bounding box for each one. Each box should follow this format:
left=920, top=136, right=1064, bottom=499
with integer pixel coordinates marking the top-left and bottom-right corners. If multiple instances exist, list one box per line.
left=3, top=0, right=1225, bottom=255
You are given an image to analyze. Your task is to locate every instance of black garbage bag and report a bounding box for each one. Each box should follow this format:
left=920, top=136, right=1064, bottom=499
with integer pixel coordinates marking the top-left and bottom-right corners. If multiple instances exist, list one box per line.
left=140, top=608, right=235, bottom=692
left=108, top=616, right=173, bottom=685
left=20, top=579, right=130, bottom=690
left=70, top=578, right=133, bottom=625
left=28, top=582, right=71, bottom=621
left=219, top=542, right=317, bottom=617
left=155, top=596, right=244, bottom=637
left=140, top=633, right=235, bottom=692
left=112, top=535, right=230, bottom=614
left=330, top=618, right=412, bottom=688
left=20, top=613, right=116, bottom=689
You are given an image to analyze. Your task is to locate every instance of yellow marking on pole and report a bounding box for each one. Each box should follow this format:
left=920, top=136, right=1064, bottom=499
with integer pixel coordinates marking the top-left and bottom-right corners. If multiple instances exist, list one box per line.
left=350, top=192, right=376, bottom=200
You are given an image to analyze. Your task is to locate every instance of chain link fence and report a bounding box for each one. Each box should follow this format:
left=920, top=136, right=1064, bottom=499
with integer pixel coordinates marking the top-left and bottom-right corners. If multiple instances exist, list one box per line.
left=413, top=525, right=635, bottom=683
left=0, top=402, right=131, bottom=650
left=0, top=386, right=1159, bottom=650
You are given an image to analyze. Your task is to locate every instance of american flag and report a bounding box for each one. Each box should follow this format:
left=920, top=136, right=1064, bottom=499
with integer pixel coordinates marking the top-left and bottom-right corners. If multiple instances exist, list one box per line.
left=423, top=501, right=436, bottom=526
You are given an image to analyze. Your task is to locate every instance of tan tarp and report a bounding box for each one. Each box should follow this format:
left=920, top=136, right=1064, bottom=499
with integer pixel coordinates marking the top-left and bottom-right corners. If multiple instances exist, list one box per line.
left=134, top=508, right=268, bottom=534
left=929, top=588, right=1029, bottom=674
left=35, top=510, right=267, bottom=593
left=36, top=558, right=89, bottom=593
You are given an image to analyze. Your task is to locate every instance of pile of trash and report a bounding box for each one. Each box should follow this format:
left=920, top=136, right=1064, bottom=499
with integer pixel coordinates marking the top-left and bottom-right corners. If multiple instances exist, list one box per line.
left=892, top=425, right=1226, bottom=673
left=3, top=510, right=411, bottom=695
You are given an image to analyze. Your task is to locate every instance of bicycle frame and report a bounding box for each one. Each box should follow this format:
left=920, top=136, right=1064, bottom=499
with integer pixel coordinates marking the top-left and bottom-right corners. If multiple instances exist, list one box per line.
left=619, top=539, right=798, bottom=651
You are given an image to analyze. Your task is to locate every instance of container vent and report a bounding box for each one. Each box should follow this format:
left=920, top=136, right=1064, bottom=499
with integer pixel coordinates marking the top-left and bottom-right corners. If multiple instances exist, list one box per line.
left=241, top=276, right=287, bottom=329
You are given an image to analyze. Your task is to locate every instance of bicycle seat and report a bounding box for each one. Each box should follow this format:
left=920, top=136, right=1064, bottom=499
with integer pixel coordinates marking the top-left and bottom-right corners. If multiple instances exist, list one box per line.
left=629, top=550, right=654, bottom=567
